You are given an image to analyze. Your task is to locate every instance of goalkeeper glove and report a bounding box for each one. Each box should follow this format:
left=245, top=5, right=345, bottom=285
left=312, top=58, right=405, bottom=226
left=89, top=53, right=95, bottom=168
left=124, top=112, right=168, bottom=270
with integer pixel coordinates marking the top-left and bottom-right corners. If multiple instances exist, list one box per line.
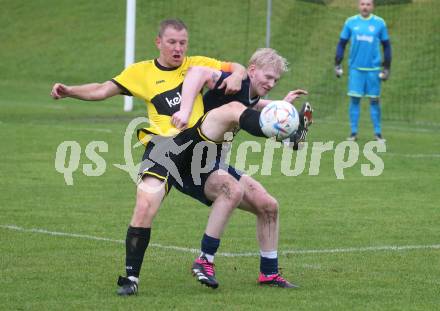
left=335, top=65, right=343, bottom=78
left=379, top=68, right=390, bottom=81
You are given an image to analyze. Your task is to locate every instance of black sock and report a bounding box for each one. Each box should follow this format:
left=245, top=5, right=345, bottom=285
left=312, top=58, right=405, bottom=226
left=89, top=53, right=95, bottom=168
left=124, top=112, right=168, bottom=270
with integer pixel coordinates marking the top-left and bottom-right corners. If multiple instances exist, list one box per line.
left=260, top=256, right=278, bottom=275
left=239, top=108, right=265, bottom=137
left=201, top=233, right=220, bottom=256
left=125, top=226, right=151, bottom=278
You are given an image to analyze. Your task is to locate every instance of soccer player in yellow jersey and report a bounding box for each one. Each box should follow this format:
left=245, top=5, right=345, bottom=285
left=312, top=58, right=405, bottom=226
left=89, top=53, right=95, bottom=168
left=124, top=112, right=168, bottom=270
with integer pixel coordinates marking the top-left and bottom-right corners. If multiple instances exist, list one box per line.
left=51, top=19, right=246, bottom=296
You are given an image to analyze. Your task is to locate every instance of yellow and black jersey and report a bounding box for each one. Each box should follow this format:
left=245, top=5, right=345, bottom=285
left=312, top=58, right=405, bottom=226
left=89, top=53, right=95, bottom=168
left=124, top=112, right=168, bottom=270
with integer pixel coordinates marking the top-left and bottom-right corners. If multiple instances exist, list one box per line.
left=112, top=56, right=232, bottom=142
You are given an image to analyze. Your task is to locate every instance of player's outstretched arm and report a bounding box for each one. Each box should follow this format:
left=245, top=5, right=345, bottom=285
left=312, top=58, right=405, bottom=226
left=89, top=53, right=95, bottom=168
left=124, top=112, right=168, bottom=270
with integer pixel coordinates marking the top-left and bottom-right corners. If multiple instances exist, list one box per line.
left=171, top=66, right=221, bottom=129
left=283, top=89, right=308, bottom=103
left=50, top=81, right=121, bottom=101
left=253, top=89, right=308, bottom=111
left=218, top=62, right=246, bottom=95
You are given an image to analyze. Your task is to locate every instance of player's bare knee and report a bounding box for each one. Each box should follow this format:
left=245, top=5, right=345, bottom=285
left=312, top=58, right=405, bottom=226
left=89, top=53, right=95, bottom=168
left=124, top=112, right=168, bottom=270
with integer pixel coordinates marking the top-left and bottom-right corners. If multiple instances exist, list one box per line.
left=258, top=195, right=279, bottom=219
left=267, top=196, right=279, bottom=215
left=133, top=198, right=152, bottom=218
left=224, top=101, right=243, bottom=109
left=213, top=180, right=244, bottom=210
left=231, top=182, right=245, bottom=204
left=212, top=101, right=245, bottom=126
left=131, top=179, right=164, bottom=225
left=221, top=180, right=244, bottom=204
left=226, top=101, right=247, bottom=117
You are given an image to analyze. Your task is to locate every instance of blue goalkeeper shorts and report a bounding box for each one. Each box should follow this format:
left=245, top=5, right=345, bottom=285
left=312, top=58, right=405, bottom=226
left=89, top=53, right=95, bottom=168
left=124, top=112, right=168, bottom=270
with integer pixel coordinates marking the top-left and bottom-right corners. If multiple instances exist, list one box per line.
left=348, top=69, right=381, bottom=98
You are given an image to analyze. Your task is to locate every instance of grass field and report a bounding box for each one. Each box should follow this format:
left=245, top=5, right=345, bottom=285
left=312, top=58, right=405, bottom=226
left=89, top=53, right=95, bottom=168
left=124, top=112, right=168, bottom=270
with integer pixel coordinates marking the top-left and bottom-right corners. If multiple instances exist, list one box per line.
left=1, top=0, right=440, bottom=310
left=1, top=82, right=440, bottom=310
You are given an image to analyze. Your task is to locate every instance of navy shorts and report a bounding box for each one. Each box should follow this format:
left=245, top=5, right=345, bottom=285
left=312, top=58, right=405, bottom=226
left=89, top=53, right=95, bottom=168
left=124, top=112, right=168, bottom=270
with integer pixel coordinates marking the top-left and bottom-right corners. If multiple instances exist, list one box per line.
left=138, top=116, right=243, bottom=206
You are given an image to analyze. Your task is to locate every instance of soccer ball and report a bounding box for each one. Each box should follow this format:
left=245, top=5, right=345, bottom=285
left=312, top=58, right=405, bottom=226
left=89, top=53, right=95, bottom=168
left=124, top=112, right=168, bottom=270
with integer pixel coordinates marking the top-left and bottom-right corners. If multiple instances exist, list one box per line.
left=259, top=100, right=299, bottom=141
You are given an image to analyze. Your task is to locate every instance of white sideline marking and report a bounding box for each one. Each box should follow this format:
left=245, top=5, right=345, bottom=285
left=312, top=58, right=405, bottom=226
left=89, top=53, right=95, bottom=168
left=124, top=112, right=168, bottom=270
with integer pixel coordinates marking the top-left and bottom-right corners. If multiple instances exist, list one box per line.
left=384, top=153, right=440, bottom=158
left=44, top=105, right=65, bottom=110
left=318, top=119, right=440, bottom=133
left=2, top=224, right=439, bottom=257
left=53, top=126, right=113, bottom=133
left=311, top=149, right=440, bottom=159
left=72, top=127, right=113, bottom=133
left=28, top=122, right=113, bottom=133
left=385, top=124, right=440, bottom=133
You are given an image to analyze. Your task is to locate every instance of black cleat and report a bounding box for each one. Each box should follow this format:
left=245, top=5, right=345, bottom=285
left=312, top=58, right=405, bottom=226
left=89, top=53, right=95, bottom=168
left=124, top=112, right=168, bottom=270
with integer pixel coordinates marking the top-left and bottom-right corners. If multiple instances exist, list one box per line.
left=287, top=102, right=313, bottom=149
left=117, top=276, right=138, bottom=296
left=347, top=133, right=358, bottom=141
left=191, top=256, right=219, bottom=289
left=374, top=133, right=386, bottom=143
left=258, top=273, right=300, bottom=289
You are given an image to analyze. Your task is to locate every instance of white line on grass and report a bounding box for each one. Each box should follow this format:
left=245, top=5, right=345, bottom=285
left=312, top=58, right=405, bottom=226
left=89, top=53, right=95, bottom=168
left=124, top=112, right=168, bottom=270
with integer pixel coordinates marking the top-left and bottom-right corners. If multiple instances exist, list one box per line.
left=43, top=105, right=66, bottom=110
left=385, top=124, right=440, bottom=133
left=52, top=125, right=113, bottom=133
left=28, top=122, right=113, bottom=133
left=384, top=153, right=440, bottom=158
left=318, top=119, right=440, bottom=133
left=2, top=224, right=440, bottom=257
left=308, top=149, right=440, bottom=159
left=70, top=127, right=113, bottom=133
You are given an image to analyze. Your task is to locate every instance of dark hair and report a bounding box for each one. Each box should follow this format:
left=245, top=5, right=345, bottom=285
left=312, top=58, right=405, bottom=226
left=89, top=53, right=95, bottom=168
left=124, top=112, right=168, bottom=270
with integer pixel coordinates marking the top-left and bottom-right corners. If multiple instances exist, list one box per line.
left=158, top=19, right=188, bottom=37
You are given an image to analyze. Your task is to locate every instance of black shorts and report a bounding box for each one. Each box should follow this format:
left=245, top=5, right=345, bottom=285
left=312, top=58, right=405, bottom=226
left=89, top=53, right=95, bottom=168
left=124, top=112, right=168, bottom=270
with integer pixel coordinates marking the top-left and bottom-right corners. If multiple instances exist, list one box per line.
left=138, top=116, right=243, bottom=205
left=138, top=136, right=175, bottom=194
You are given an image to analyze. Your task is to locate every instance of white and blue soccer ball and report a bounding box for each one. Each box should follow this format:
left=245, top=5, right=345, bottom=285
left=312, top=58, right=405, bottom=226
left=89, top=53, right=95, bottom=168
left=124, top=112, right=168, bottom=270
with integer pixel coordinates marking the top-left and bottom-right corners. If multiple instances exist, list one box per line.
left=259, top=100, right=299, bottom=141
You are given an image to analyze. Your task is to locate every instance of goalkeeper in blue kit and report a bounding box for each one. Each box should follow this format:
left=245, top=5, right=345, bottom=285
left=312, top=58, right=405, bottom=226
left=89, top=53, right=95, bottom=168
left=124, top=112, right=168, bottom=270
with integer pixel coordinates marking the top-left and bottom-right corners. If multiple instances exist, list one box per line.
left=334, top=0, right=392, bottom=142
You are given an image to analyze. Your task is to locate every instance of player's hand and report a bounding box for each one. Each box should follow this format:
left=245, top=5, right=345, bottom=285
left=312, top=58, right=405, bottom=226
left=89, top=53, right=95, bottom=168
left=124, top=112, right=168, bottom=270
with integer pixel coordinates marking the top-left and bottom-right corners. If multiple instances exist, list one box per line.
left=171, top=110, right=191, bottom=130
left=51, top=83, right=71, bottom=99
left=335, top=65, right=343, bottom=78
left=283, top=89, right=308, bottom=103
left=218, top=74, right=242, bottom=95
left=379, top=68, right=390, bottom=81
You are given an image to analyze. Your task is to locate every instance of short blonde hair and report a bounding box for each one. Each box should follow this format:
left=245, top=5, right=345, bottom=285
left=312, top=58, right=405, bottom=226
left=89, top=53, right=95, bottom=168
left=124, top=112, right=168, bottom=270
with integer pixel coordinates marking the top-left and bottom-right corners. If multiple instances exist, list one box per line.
left=248, top=48, right=289, bottom=73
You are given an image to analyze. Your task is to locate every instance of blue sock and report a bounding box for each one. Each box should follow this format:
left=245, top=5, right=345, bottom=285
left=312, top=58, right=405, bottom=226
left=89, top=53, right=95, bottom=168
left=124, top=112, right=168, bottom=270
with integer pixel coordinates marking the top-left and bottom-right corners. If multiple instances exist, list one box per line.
left=349, top=96, right=361, bottom=135
left=200, top=233, right=220, bottom=261
left=370, top=98, right=382, bottom=135
left=260, top=251, right=278, bottom=275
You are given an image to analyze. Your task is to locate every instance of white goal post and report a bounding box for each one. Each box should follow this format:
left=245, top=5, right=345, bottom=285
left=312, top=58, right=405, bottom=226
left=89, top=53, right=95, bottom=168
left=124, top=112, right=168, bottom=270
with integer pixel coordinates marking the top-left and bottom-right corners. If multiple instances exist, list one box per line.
left=123, top=0, right=136, bottom=112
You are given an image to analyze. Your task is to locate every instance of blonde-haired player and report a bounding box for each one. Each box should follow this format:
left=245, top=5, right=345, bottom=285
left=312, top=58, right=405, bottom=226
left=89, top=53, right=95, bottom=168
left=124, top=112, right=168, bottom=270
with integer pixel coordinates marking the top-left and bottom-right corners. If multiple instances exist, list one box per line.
left=167, top=48, right=312, bottom=288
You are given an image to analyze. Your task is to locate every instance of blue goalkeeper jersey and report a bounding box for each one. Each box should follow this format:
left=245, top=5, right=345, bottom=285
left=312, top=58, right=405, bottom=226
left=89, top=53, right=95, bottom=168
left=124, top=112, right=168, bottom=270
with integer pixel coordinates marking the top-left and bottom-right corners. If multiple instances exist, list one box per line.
left=340, top=14, right=389, bottom=70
